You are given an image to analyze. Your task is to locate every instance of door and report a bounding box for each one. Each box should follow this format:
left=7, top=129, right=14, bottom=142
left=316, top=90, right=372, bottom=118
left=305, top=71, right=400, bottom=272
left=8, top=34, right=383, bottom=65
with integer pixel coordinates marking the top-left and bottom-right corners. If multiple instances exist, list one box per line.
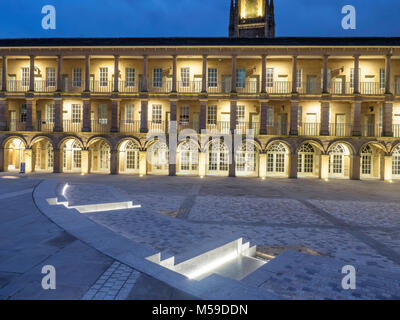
left=394, top=114, right=400, bottom=137
left=395, top=76, right=400, bottom=95
left=193, top=112, right=200, bottom=132
left=34, top=76, right=43, bottom=92
left=364, top=76, right=375, bottom=94
left=9, top=110, right=16, bottom=131
left=249, top=77, right=258, bottom=93
left=305, top=113, right=317, bottom=135
left=250, top=113, right=260, bottom=134
left=8, top=75, right=16, bottom=92
left=306, top=76, right=317, bottom=94
left=220, top=113, right=230, bottom=134
left=278, top=113, right=288, bottom=135
left=166, top=77, right=172, bottom=92
left=36, top=111, right=42, bottom=131
left=62, top=75, right=69, bottom=92
left=334, top=77, right=344, bottom=94
left=365, top=114, right=375, bottom=136
left=222, top=75, right=232, bottom=93
left=335, top=114, right=346, bottom=136
left=90, top=75, right=95, bottom=92
left=194, top=76, right=202, bottom=92
left=277, top=76, right=288, bottom=93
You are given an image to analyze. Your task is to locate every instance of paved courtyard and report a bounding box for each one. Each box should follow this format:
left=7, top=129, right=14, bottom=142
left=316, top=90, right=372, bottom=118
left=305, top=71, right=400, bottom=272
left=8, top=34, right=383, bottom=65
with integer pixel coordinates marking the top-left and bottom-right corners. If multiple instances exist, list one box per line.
left=1, top=173, right=400, bottom=299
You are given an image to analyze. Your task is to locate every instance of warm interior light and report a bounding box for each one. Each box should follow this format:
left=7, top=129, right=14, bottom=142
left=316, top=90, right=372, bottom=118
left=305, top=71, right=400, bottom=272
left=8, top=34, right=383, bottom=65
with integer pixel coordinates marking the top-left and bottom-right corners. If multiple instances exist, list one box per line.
left=1, top=176, right=20, bottom=179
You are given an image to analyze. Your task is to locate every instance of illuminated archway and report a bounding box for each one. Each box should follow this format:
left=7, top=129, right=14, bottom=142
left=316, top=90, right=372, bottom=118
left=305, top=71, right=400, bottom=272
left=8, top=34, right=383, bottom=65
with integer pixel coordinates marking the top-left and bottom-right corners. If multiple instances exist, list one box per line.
left=147, top=140, right=169, bottom=175
left=235, top=141, right=258, bottom=177
left=328, top=143, right=351, bottom=179
left=297, top=143, right=317, bottom=177
left=266, top=142, right=289, bottom=177
left=89, top=140, right=111, bottom=173
left=119, top=140, right=140, bottom=174
left=206, top=139, right=229, bottom=176
left=61, top=139, right=82, bottom=173
left=4, top=138, right=26, bottom=172
left=177, top=140, right=199, bottom=175
left=32, top=138, right=53, bottom=172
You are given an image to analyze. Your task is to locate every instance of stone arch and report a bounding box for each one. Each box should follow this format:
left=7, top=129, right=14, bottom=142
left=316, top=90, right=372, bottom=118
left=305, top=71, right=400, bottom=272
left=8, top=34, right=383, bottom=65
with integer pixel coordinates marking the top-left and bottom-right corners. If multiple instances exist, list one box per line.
left=1, top=135, right=27, bottom=149
left=29, top=135, right=55, bottom=172
left=116, top=136, right=143, bottom=152
left=87, top=137, right=111, bottom=174
left=265, top=138, right=293, bottom=155
left=118, top=138, right=141, bottom=174
left=327, top=140, right=355, bottom=155
left=29, top=135, right=55, bottom=149
left=2, top=136, right=27, bottom=172
left=177, top=139, right=200, bottom=176
left=57, top=135, right=84, bottom=150
left=390, top=141, right=400, bottom=155
left=326, top=142, right=353, bottom=179
left=295, top=138, right=324, bottom=154
left=357, top=140, right=387, bottom=156
left=297, top=141, right=321, bottom=178
left=59, top=137, right=84, bottom=173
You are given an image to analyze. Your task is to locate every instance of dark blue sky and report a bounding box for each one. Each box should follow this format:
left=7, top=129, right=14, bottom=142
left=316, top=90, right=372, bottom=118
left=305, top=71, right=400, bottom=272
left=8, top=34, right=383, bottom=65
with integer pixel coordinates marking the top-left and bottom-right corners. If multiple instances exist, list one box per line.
left=0, top=0, right=399, bottom=38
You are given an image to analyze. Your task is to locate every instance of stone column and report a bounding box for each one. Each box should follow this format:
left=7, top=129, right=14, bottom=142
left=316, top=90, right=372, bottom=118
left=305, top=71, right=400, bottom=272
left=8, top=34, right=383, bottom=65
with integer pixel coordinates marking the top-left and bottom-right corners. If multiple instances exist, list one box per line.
left=320, top=101, right=330, bottom=135
left=2, top=56, right=7, bottom=92
left=320, top=154, right=329, bottom=180
left=53, top=148, right=61, bottom=173
left=291, top=55, right=298, bottom=93
left=0, top=99, right=8, bottom=130
left=261, top=55, right=267, bottom=94
left=353, top=55, right=360, bottom=94
left=198, top=151, right=206, bottom=177
left=352, top=101, right=361, bottom=136
left=172, top=55, right=177, bottom=93
left=229, top=147, right=236, bottom=177
left=26, top=99, right=34, bottom=131
left=57, top=55, right=62, bottom=92
left=54, top=98, right=63, bottom=132
left=113, top=55, right=119, bottom=92
left=200, top=100, right=207, bottom=132
left=231, top=55, right=237, bottom=93
left=23, top=148, right=33, bottom=173
left=170, top=99, right=177, bottom=122
left=260, top=101, right=268, bottom=135
left=385, top=54, right=392, bottom=94
left=350, top=155, right=361, bottom=180
left=81, top=149, right=89, bottom=175
left=82, top=99, right=91, bottom=132
left=29, top=55, right=35, bottom=92
left=139, top=150, right=147, bottom=176
left=259, top=152, right=267, bottom=178
left=384, top=155, right=392, bottom=181
left=142, top=55, right=148, bottom=92
left=110, top=149, right=118, bottom=175
left=322, top=55, right=329, bottom=94
left=383, top=102, right=393, bottom=137
left=110, top=99, right=120, bottom=132
left=289, top=101, right=299, bottom=135
left=289, top=154, right=298, bottom=179
left=84, top=54, right=90, bottom=92
left=202, top=55, right=207, bottom=93
left=140, top=100, right=148, bottom=133
left=0, top=147, right=4, bottom=171
left=230, top=100, right=237, bottom=134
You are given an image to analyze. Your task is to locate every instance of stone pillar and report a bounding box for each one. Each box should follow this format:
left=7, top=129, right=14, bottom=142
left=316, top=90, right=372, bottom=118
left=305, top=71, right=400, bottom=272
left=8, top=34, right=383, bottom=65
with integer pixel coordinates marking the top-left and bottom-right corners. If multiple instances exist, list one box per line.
left=54, top=98, right=63, bottom=132
left=289, top=101, right=299, bottom=135
left=170, top=100, right=177, bottom=122
left=140, top=100, right=148, bottom=133
left=84, top=54, right=90, bottom=92
left=200, top=100, right=207, bottom=132
left=353, top=55, right=360, bottom=94
left=352, top=101, right=361, bottom=136
left=0, top=99, right=8, bottom=130
left=23, top=148, right=33, bottom=173
left=57, top=55, right=62, bottom=92
left=322, top=55, right=329, bottom=94
left=383, top=102, right=393, bottom=137
left=231, top=55, right=237, bottom=93
left=29, top=55, right=35, bottom=92
left=53, top=148, right=61, bottom=173
left=172, top=55, right=177, bottom=93
left=110, top=149, right=118, bottom=175
left=229, top=147, right=236, bottom=177
left=82, top=99, right=91, bottom=132
left=261, top=55, right=267, bottom=94
left=110, top=99, right=120, bottom=132
left=350, top=155, right=361, bottom=180
left=202, top=55, right=207, bottom=93
left=26, top=99, right=34, bottom=131
left=142, top=55, right=148, bottom=92
left=113, top=55, right=119, bottom=92
left=2, top=56, right=7, bottom=92
left=81, top=149, right=89, bottom=175
left=289, top=154, right=298, bottom=179
left=384, top=155, right=392, bottom=181
left=320, top=154, right=329, bottom=180
left=320, top=101, right=330, bottom=135
left=230, top=100, right=237, bottom=134
left=259, top=152, right=267, bottom=178
left=260, top=101, right=268, bottom=135
left=139, top=150, right=147, bottom=176
left=198, top=151, right=206, bottom=177
left=292, top=55, right=298, bottom=93
left=0, top=147, right=4, bottom=171
left=385, top=54, right=392, bottom=94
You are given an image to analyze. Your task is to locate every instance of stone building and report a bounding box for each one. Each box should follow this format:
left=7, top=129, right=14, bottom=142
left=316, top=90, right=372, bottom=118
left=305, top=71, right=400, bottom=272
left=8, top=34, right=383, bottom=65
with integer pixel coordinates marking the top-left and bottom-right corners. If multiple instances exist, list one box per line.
left=0, top=0, right=400, bottom=181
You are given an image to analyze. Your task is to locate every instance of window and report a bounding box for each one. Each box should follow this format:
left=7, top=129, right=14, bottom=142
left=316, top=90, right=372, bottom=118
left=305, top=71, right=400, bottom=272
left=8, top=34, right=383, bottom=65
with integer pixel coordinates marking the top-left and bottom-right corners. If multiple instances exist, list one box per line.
left=296, top=69, right=302, bottom=88
left=125, top=105, right=134, bottom=123
left=126, top=68, right=135, bottom=87
left=152, top=105, right=162, bottom=124
left=266, top=142, right=287, bottom=174
left=46, top=104, right=55, bottom=123
left=149, top=141, right=169, bottom=171
left=236, top=105, right=245, bottom=125
left=361, top=145, right=372, bottom=175
left=72, top=141, right=82, bottom=169
left=236, top=142, right=256, bottom=174
left=72, top=104, right=81, bottom=123
left=125, top=141, right=139, bottom=170
left=350, top=68, right=361, bottom=89
left=208, top=140, right=229, bottom=173
left=236, top=68, right=246, bottom=88
left=207, top=105, right=217, bottom=125
left=99, top=68, right=108, bottom=87
left=266, top=68, right=274, bottom=88
left=46, top=68, right=56, bottom=87
left=178, top=140, right=198, bottom=172
left=298, top=106, right=303, bottom=125
left=266, top=106, right=274, bottom=126
left=22, top=68, right=29, bottom=87
left=329, top=144, right=345, bottom=175
left=379, top=106, right=383, bottom=129
left=208, top=68, right=218, bottom=88
left=20, top=104, right=27, bottom=122
left=393, top=146, right=400, bottom=176
left=98, top=104, right=108, bottom=124
left=380, top=69, right=385, bottom=89
left=153, top=68, right=163, bottom=88
left=180, top=68, right=190, bottom=88
left=180, top=106, right=189, bottom=125
left=298, top=143, right=314, bottom=174
left=72, top=68, right=82, bottom=87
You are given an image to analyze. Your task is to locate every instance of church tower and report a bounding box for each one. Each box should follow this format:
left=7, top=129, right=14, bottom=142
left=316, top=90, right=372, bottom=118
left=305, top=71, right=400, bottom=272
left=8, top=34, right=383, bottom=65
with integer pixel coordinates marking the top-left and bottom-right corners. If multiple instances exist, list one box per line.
left=229, top=0, right=276, bottom=38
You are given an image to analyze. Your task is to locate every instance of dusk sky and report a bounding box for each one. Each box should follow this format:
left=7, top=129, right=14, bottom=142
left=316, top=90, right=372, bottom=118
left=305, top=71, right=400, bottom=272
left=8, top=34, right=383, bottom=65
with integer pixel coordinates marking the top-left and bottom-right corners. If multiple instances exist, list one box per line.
left=0, top=0, right=399, bottom=38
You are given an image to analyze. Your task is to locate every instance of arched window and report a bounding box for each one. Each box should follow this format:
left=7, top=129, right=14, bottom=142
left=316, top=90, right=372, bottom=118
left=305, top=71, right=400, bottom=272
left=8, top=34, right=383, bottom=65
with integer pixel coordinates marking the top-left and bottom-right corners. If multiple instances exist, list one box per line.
left=236, top=142, right=257, bottom=176
left=266, top=142, right=288, bottom=175
left=63, top=140, right=81, bottom=171
left=329, top=144, right=345, bottom=175
left=148, top=141, right=169, bottom=173
left=72, top=141, right=82, bottom=169
left=361, top=145, right=373, bottom=176
left=124, top=140, right=140, bottom=171
left=392, top=146, right=400, bottom=177
left=298, top=143, right=315, bottom=175
left=207, top=140, right=229, bottom=174
left=99, top=142, right=110, bottom=170
left=178, top=140, right=198, bottom=174
left=46, top=142, right=53, bottom=169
